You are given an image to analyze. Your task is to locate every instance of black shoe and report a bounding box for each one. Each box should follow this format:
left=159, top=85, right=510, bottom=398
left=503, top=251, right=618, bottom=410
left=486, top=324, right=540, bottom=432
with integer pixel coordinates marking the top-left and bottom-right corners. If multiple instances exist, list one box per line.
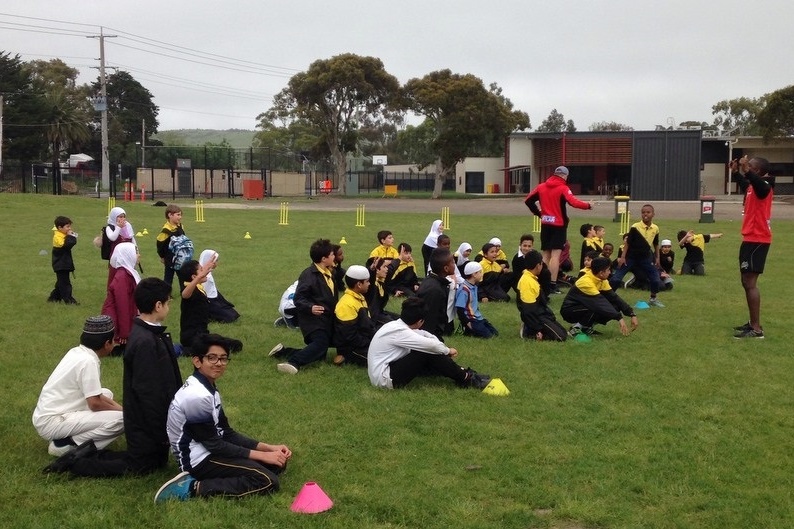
left=72, top=440, right=98, bottom=459
left=733, top=322, right=752, bottom=332
left=734, top=328, right=764, bottom=339
left=582, top=327, right=602, bottom=336
left=461, top=368, right=491, bottom=390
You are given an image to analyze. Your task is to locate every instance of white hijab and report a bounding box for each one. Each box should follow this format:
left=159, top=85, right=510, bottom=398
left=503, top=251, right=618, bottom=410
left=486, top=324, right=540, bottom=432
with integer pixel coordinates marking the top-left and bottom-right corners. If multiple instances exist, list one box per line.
left=199, top=249, right=219, bottom=298
left=106, top=206, right=135, bottom=241
left=423, top=219, right=444, bottom=248
left=455, top=242, right=472, bottom=266
left=110, top=242, right=141, bottom=284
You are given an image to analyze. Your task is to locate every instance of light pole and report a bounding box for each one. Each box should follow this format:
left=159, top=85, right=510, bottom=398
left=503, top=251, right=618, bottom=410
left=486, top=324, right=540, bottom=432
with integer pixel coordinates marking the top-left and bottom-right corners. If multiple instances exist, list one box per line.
left=135, top=142, right=141, bottom=168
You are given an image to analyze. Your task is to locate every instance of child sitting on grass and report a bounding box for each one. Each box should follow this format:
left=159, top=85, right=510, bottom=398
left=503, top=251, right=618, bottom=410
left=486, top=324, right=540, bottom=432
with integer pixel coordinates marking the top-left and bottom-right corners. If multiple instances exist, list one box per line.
left=677, top=229, right=722, bottom=275
left=369, top=230, right=399, bottom=261
left=455, top=262, right=498, bottom=338
left=516, top=251, right=567, bottom=341
left=477, top=243, right=511, bottom=302
left=386, top=242, right=420, bottom=297
left=178, top=256, right=242, bottom=356
left=198, top=249, right=240, bottom=323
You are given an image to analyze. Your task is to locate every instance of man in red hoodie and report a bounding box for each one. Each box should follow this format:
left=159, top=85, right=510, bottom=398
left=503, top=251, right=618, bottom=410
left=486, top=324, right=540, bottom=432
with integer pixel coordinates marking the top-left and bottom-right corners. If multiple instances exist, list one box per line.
left=525, top=166, right=591, bottom=294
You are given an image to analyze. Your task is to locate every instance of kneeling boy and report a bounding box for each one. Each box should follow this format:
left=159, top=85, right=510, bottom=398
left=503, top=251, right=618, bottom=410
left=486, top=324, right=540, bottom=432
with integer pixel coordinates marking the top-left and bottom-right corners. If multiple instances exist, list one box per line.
left=156, top=334, right=292, bottom=502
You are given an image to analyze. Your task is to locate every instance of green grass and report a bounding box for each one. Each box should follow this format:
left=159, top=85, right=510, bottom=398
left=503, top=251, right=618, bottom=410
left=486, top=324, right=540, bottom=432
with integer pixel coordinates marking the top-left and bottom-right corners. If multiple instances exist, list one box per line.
left=1, top=193, right=792, bottom=529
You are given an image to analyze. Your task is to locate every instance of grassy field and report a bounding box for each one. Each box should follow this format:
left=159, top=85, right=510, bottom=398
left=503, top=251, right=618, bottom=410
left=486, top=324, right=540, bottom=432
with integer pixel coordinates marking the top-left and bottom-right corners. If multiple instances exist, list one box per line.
left=1, top=193, right=792, bottom=529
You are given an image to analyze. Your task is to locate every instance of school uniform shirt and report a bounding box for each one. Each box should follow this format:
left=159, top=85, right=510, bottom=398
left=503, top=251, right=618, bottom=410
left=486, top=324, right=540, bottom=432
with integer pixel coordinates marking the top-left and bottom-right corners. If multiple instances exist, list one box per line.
left=369, top=245, right=399, bottom=259
left=156, top=221, right=185, bottom=265
left=334, top=289, right=375, bottom=352
left=52, top=230, right=77, bottom=272
left=625, top=221, right=659, bottom=261
left=561, top=269, right=633, bottom=322
left=681, top=234, right=711, bottom=264
left=516, top=269, right=558, bottom=333
left=455, top=281, right=484, bottom=325
left=102, top=267, right=138, bottom=343
left=659, top=250, right=676, bottom=273
left=580, top=237, right=604, bottom=269
left=367, top=318, right=451, bottom=389
left=180, top=284, right=209, bottom=349
left=123, top=318, right=183, bottom=460
left=293, top=263, right=338, bottom=337
left=167, top=372, right=259, bottom=472
left=386, top=260, right=419, bottom=294
left=416, top=272, right=452, bottom=340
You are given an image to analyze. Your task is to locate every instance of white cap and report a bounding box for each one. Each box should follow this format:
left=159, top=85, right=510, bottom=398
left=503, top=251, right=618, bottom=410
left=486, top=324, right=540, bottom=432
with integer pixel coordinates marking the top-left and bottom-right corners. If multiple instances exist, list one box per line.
left=345, top=265, right=370, bottom=281
left=463, top=261, right=483, bottom=276
left=488, top=237, right=502, bottom=246
left=661, top=239, right=672, bottom=246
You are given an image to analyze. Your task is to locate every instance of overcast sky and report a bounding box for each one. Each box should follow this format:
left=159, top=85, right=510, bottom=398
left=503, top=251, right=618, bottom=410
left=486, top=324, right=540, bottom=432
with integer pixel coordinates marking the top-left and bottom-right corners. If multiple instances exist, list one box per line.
left=2, top=1, right=791, bottom=133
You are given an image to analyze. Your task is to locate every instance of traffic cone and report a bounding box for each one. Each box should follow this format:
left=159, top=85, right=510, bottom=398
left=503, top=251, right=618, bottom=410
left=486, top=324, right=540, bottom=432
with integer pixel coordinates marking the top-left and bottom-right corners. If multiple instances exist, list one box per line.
left=290, top=482, right=333, bottom=514
left=142, top=228, right=149, bottom=235
left=136, top=231, right=143, bottom=237
left=482, top=378, right=510, bottom=397
left=244, top=232, right=252, bottom=239
left=339, top=237, right=347, bottom=245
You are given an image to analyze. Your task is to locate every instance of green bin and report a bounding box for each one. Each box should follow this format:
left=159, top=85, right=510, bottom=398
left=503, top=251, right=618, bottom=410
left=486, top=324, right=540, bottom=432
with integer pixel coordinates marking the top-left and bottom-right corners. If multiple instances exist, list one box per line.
left=613, top=196, right=630, bottom=222
left=699, top=196, right=715, bottom=223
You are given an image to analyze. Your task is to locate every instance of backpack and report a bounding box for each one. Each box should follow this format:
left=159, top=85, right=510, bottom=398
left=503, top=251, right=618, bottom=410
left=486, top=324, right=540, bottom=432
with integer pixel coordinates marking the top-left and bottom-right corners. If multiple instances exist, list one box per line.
left=99, top=224, right=113, bottom=260
left=168, top=234, right=194, bottom=271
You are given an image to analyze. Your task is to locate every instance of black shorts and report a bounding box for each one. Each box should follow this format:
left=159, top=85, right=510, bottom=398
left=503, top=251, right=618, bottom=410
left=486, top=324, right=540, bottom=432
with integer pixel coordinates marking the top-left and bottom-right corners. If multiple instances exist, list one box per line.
left=540, top=225, right=567, bottom=251
left=739, top=242, right=770, bottom=274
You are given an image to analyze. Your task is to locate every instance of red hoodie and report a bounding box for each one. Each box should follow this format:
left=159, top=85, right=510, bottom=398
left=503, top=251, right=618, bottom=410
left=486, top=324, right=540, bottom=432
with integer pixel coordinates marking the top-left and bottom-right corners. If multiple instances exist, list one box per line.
left=524, top=175, right=591, bottom=227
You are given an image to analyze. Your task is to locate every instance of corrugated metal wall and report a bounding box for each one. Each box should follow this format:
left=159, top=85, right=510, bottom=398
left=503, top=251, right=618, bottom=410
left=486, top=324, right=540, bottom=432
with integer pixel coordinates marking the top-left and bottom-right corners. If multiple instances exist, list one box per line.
left=631, top=131, right=702, bottom=200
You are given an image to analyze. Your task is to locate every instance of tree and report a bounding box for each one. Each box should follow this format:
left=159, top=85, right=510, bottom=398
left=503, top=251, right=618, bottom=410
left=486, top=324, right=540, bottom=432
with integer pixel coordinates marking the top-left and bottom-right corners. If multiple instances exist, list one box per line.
left=0, top=52, right=49, bottom=164
left=42, top=89, right=91, bottom=193
left=537, top=108, right=576, bottom=132
left=262, top=54, right=402, bottom=193
left=92, top=71, right=159, bottom=165
left=403, top=70, right=530, bottom=198
left=589, top=121, right=634, bottom=132
left=395, top=121, right=438, bottom=170
left=756, top=85, right=794, bottom=142
left=711, top=96, right=764, bottom=135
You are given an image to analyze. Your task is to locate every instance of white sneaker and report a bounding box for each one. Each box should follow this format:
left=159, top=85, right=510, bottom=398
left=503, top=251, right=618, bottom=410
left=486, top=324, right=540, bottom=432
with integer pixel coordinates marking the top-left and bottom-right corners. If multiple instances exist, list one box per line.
left=277, top=362, right=298, bottom=375
left=273, top=317, right=285, bottom=327
left=48, top=440, right=76, bottom=457
left=268, top=343, right=284, bottom=357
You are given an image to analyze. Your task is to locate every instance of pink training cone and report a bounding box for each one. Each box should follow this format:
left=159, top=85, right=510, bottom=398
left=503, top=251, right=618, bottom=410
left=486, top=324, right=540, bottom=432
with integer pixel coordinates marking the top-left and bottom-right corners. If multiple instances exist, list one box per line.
left=290, top=482, right=334, bottom=514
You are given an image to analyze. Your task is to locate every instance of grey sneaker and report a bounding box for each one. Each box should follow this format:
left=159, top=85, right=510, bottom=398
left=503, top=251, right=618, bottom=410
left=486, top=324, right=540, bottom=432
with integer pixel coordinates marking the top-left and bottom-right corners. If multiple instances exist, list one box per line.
left=648, top=298, right=665, bottom=308
left=277, top=362, right=299, bottom=375
left=734, top=328, right=764, bottom=339
left=268, top=343, right=284, bottom=357
left=274, top=317, right=286, bottom=327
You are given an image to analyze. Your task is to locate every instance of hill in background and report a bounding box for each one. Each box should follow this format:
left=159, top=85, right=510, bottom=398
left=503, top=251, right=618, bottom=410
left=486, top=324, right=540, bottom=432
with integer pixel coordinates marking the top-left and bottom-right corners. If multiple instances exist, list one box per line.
left=153, top=129, right=256, bottom=149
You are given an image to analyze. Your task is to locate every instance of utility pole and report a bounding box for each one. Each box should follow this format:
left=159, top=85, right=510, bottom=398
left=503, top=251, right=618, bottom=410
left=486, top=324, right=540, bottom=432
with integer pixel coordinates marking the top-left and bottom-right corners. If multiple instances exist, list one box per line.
left=0, top=95, right=4, bottom=175
left=141, top=118, right=146, bottom=168
left=88, top=28, right=116, bottom=190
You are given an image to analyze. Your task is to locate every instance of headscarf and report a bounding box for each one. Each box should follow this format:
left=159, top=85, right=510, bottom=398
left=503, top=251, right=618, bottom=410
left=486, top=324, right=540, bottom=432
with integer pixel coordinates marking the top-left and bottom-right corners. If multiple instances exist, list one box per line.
left=109, top=242, right=141, bottom=284
left=422, top=219, right=444, bottom=248
left=455, top=242, right=472, bottom=266
left=106, top=207, right=135, bottom=241
left=199, top=249, right=218, bottom=298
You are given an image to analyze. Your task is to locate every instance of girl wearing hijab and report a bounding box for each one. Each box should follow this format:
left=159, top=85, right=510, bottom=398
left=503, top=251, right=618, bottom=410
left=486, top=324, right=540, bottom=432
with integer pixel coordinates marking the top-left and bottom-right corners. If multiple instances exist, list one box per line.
left=199, top=249, right=240, bottom=323
left=101, top=242, right=141, bottom=353
left=421, top=219, right=444, bottom=277
left=103, top=207, right=136, bottom=285
left=454, top=242, right=472, bottom=272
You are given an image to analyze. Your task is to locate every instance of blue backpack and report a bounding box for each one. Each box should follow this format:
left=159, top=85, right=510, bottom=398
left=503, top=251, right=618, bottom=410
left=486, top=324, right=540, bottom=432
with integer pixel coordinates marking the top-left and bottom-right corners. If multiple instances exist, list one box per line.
left=168, top=234, right=194, bottom=270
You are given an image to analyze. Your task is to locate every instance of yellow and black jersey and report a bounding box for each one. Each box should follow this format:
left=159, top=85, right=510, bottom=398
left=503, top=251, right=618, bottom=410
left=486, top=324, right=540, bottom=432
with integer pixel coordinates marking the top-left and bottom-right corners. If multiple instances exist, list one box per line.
left=625, top=221, right=658, bottom=260
left=681, top=234, right=710, bottom=263
left=369, top=244, right=399, bottom=259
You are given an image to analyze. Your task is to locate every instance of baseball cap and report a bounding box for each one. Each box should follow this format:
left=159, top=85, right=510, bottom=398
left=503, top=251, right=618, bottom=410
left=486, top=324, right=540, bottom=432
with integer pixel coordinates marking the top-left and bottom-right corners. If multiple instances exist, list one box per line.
left=553, top=166, right=569, bottom=177
left=661, top=239, right=672, bottom=247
